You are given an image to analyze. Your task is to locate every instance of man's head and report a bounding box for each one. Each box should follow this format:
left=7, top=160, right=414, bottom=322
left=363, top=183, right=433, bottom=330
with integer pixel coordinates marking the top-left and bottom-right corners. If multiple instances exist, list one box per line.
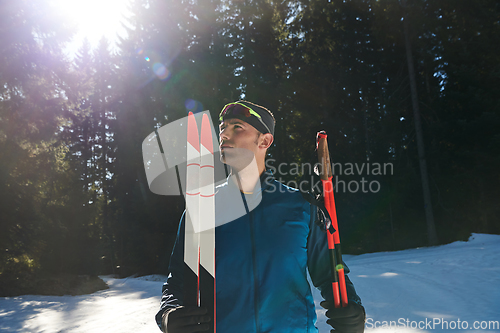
left=218, top=101, right=275, bottom=171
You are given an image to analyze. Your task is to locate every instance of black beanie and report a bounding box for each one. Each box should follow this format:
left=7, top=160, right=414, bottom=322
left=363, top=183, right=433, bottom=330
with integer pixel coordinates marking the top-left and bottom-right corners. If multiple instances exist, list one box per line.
left=219, top=101, right=275, bottom=136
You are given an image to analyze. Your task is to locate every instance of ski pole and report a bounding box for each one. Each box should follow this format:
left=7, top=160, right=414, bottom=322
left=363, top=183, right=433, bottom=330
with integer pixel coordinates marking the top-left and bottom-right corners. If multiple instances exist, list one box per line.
left=317, top=131, right=348, bottom=308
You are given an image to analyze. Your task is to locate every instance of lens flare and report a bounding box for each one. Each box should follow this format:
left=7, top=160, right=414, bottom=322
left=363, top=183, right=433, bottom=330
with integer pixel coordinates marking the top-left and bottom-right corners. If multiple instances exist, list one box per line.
left=153, top=62, right=170, bottom=80
left=185, top=99, right=204, bottom=114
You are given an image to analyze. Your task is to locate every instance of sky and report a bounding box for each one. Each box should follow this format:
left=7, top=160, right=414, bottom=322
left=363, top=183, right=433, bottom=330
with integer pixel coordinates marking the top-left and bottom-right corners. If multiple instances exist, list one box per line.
left=51, top=0, right=133, bottom=56
left=1, top=233, right=498, bottom=332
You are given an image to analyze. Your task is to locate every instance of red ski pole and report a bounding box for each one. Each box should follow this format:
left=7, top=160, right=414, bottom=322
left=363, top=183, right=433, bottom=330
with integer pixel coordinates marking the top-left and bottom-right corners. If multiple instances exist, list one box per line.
left=317, top=131, right=348, bottom=308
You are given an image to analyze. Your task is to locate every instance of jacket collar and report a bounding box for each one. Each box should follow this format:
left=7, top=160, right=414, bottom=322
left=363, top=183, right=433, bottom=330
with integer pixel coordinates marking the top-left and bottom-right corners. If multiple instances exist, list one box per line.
left=224, top=169, right=275, bottom=197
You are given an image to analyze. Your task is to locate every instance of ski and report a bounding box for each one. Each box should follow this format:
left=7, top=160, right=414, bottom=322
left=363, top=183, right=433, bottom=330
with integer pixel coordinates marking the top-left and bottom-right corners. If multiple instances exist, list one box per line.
left=317, top=131, right=348, bottom=308
left=184, top=112, right=216, bottom=332
left=184, top=112, right=201, bottom=307
left=199, top=113, right=216, bottom=333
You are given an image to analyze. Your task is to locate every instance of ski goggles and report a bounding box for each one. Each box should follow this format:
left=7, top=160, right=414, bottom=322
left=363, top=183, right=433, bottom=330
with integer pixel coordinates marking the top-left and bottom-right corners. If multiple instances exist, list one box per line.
left=219, top=102, right=273, bottom=135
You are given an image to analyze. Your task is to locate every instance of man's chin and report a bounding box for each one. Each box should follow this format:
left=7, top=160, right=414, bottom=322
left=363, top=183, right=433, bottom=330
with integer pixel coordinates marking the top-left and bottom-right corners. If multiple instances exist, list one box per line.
left=219, top=147, right=257, bottom=170
left=220, top=153, right=237, bottom=168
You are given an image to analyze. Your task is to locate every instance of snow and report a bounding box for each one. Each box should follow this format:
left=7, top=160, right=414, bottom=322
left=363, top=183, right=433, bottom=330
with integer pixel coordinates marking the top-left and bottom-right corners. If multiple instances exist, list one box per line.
left=1, top=233, right=499, bottom=332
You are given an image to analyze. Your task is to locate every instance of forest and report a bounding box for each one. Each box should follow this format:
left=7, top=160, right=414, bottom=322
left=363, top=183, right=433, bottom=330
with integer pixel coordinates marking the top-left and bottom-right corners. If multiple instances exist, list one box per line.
left=1, top=0, right=499, bottom=294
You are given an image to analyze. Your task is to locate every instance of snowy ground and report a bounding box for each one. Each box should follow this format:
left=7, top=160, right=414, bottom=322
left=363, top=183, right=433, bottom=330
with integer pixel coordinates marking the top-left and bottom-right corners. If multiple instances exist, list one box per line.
left=1, top=233, right=499, bottom=332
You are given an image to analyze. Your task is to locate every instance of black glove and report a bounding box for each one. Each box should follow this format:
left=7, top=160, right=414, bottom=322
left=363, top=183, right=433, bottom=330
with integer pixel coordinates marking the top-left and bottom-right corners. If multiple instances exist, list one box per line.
left=161, top=306, right=212, bottom=333
left=320, top=300, right=366, bottom=333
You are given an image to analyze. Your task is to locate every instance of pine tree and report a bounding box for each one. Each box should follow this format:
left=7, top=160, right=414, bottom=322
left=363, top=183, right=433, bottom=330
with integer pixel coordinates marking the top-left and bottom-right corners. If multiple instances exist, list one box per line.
left=0, top=0, right=79, bottom=290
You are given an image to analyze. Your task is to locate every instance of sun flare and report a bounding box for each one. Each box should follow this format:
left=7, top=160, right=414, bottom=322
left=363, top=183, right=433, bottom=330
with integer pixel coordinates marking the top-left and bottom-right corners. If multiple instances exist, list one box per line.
left=53, top=0, right=132, bottom=49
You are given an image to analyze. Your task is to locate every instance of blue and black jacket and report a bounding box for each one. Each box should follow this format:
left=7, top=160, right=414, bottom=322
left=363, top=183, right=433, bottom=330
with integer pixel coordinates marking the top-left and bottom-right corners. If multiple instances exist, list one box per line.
left=156, top=171, right=362, bottom=332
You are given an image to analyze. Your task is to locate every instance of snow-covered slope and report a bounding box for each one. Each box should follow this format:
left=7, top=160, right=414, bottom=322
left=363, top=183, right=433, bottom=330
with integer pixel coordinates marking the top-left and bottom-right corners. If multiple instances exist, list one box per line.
left=322, top=233, right=500, bottom=333
left=1, top=233, right=499, bottom=332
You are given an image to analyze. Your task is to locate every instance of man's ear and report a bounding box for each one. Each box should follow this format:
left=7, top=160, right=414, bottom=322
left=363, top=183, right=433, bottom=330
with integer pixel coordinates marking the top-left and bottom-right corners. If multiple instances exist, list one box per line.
left=259, top=133, right=274, bottom=149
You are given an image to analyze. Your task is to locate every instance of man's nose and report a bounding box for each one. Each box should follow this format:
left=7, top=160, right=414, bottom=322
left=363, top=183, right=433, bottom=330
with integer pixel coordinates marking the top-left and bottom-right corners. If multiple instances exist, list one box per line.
left=219, top=128, right=230, bottom=141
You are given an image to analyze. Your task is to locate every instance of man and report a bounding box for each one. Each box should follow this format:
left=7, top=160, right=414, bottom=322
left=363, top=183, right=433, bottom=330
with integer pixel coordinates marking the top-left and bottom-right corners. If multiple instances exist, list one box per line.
left=156, top=101, right=365, bottom=333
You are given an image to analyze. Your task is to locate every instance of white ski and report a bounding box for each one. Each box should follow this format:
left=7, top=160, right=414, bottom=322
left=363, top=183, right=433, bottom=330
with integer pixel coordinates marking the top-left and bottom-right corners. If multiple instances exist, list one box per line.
left=184, top=112, right=216, bottom=332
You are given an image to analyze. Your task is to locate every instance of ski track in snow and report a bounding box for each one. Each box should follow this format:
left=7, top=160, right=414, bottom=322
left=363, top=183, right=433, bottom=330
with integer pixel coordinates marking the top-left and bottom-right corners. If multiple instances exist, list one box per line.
left=1, top=234, right=499, bottom=332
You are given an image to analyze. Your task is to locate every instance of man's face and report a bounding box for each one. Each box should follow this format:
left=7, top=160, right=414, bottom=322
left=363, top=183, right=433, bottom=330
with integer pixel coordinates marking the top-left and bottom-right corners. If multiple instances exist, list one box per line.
left=219, top=118, right=261, bottom=169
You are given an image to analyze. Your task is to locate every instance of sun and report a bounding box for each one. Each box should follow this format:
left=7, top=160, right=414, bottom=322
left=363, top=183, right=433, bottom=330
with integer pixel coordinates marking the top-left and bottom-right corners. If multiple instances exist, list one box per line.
left=53, top=0, right=132, bottom=51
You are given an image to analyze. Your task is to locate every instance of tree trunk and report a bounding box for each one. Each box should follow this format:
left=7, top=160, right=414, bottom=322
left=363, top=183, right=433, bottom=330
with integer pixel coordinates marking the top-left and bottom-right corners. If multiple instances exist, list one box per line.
left=242, top=0, right=254, bottom=99
left=401, top=0, right=439, bottom=245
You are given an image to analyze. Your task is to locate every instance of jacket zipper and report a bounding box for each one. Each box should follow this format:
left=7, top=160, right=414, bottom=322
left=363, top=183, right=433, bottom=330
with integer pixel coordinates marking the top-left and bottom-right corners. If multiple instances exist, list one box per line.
left=249, top=209, right=260, bottom=333
left=241, top=191, right=260, bottom=333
